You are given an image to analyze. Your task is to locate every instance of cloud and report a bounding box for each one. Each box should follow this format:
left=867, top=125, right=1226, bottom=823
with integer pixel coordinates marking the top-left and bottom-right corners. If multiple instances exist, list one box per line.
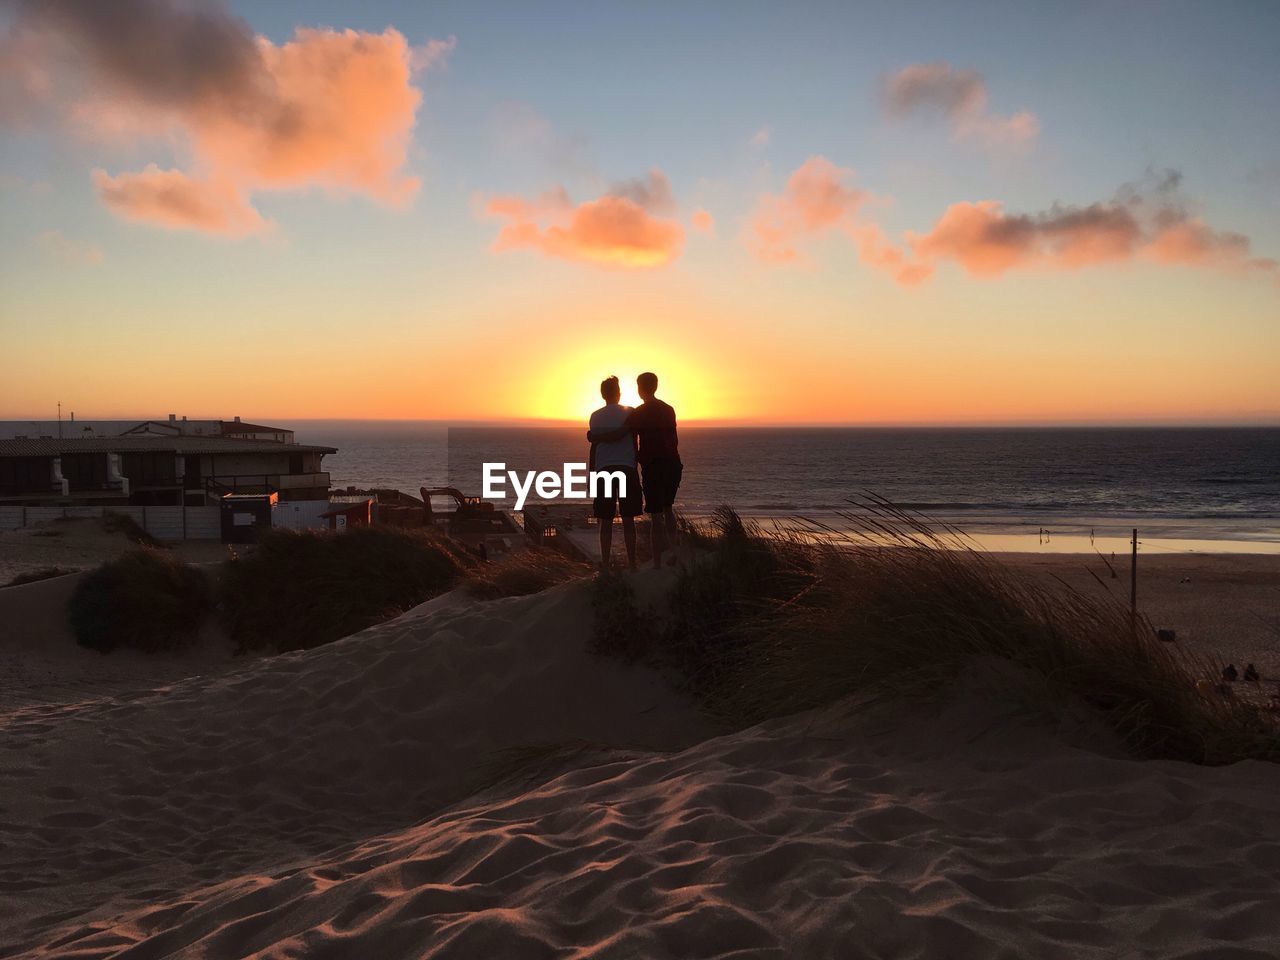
left=410, top=35, right=456, bottom=73
left=883, top=62, right=1038, bottom=148
left=747, top=163, right=1273, bottom=285
left=489, top=101, right=594, bottom=179
left=745, top=156, right=927, bottom=283
left=608, top=170, right=676, bottom=214
left=691, top=208, right=715, bottom=233
left=909, top=170, right=1277, bottom=277
left=35, top=228, right=103, bottom=264
left=750, top=125, right=771, bottom=149
left=93, top=165, right=269, bottom=235
left=747, top=156, right=869, bottom=262
left=484, top=170, right=685, bottom=267
left=0, top=0, right=450, bottom=233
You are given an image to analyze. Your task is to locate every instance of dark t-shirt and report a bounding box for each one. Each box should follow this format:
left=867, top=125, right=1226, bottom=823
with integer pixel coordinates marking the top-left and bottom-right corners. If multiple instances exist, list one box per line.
left=626, top=399, right=680, bottom=466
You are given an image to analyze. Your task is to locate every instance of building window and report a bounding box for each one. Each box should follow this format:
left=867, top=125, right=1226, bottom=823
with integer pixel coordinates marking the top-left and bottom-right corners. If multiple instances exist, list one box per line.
left=121, top=452, right=176, bottom=485
left=61, top=453, right=108, bottom=490
left=0, top=457, right=50, bottom=492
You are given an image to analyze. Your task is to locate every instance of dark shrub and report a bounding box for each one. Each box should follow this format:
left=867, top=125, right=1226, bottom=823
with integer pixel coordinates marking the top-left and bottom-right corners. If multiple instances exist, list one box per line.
left=220, top=526, right=473, bottom=653
left=69, top=549, right=211, bottom=653
left=589, top=569, right=653, bottom=662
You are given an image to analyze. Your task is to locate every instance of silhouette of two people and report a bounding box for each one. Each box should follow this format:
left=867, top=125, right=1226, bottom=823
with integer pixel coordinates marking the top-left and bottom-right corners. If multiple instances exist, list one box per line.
left=587, top=372, right=682, bottom=570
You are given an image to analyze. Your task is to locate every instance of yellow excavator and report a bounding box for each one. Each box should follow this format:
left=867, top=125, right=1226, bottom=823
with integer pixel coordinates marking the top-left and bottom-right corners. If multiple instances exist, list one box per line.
left=420, top=486, right=494, bottom=521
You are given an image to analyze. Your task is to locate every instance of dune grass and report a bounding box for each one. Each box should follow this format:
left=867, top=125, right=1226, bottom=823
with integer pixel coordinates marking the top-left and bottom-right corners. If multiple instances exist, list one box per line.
left=589, top=568, right=653, bottom=662
left=68, top=548, right=212, bottom=653
left=221, top=526, right=474, bottom=653
left=463, top=547, right=589, bottom=600
left=592, top=502, right=1279, bottom=766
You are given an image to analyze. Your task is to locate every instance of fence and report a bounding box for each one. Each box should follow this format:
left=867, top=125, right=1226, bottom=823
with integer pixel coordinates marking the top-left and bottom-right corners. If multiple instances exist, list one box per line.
left=0, top=500, right=333, bottom=540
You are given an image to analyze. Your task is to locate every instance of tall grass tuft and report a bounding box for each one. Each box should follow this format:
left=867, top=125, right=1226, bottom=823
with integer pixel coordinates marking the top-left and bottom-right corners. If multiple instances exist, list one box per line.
left=595, top=499, right=1279, bottom=766
left=221, top=526, right=473, bottom=653
left=69, top=548, right=212, bottom=653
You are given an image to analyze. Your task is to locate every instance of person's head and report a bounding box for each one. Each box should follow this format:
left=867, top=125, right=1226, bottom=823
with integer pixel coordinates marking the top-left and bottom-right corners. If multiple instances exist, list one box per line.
left=600, top=375, right=621, bottom=404
left=637, top=371, right=658, bottom=401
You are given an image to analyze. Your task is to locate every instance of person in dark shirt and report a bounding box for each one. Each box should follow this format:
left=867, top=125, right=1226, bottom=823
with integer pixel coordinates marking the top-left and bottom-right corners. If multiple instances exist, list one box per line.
left=587, top=371, right=682, bottom=569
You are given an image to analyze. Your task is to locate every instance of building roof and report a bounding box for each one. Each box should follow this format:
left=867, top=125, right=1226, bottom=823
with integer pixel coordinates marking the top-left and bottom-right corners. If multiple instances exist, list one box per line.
left=320, top=499, right=373, bottom=517
left=223, top=492, right=280, bottom=503
left=0, top=436, right=337, bottom=457
left=219, top=420, right=290, bottom=434
left=1, top=417, right=294, bottom=440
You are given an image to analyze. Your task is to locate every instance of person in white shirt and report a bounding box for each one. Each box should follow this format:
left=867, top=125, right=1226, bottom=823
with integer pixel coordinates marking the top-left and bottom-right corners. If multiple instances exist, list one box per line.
left=588, top=376, right=640, bottom=570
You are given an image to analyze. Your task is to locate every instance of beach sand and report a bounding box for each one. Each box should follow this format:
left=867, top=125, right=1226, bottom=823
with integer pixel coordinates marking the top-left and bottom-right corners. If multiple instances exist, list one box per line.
left=2, top=553, right=1279, bottom=957
left=1003, top=553, right=1280, bottom=682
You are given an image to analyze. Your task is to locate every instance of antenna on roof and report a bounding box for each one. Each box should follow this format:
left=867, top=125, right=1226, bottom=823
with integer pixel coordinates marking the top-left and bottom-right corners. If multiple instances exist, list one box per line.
left=57, top=401, right=62, bottom=439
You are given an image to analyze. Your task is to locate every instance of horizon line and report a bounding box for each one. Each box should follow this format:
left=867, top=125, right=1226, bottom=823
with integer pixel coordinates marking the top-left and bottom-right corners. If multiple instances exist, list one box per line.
left=5, top=415, right=1278, bottom=429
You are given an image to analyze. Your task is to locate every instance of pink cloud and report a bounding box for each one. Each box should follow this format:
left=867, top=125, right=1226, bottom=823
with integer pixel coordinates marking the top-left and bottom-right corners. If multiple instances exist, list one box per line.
left=691, top=208, right=715, bottom=233
left=1, top=1, right=449, bottom=233
left=884, top=62, right=1038, bottom=148
left=746, top=156, right=928, bottom=284
left=748, top=164, right=1272, bottom=285
left=1144, top=219, right=1270, bottom=270
left=747, top=156, right=869, bottom=262
left=909, top=173, right=1277, bottom=278
left=93, top=166, right=269, bottom=235
left=484, top=171, right=685, bottom=268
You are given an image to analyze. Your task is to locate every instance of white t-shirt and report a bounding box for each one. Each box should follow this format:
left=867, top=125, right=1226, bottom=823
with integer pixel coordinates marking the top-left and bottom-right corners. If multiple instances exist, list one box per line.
left=589, top=404, right=636, bottom=469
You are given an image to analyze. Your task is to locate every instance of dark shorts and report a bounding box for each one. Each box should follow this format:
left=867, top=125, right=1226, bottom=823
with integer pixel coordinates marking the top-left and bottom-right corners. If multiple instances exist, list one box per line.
left=641, top=459, right=683, bottom=513
left=592, top=465, right=641, bottom=520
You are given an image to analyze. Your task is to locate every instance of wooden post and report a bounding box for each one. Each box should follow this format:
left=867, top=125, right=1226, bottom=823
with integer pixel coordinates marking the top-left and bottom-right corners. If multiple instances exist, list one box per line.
left=1130, top=528, right=1138, bottom=616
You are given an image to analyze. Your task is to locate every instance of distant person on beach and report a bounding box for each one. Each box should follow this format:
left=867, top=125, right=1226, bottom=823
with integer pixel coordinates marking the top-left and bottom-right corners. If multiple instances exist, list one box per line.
left=588, top=371, right=682, bottom=569
left=588, top=376, right=640, bottom=570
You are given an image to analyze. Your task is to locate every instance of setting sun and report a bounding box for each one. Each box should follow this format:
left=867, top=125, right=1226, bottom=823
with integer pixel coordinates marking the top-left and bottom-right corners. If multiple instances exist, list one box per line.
left=518, top=347, right=726, bottom=422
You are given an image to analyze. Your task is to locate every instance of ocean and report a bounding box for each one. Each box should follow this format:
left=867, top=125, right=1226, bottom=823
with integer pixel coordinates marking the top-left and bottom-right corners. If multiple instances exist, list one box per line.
left=293, top=423, right=1280, bottom=553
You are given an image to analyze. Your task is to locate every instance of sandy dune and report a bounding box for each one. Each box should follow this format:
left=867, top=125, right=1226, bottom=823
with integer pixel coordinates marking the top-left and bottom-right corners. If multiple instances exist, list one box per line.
left=3, top=574, right=1280, bottom=958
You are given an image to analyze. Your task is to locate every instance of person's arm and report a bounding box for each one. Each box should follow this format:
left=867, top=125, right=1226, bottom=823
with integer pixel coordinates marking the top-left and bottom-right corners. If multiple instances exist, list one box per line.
left=588, top=409, right=636, bottom=443
left=588, top=426, right=628, bottom=443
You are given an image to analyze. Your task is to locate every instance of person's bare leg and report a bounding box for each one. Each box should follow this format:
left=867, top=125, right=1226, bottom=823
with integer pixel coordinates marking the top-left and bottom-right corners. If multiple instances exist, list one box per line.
left=664, top=508, right=678, bottom=548
left=651, top=513, right=667, bottom=569
left=599, top=517, right=613, bottom=570
left=621, top=516, right=637, bottom=570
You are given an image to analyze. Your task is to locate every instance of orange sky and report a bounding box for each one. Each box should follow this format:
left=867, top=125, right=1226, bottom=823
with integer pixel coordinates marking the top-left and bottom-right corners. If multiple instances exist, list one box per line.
left=1, top=2, right=1278, bottom=425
